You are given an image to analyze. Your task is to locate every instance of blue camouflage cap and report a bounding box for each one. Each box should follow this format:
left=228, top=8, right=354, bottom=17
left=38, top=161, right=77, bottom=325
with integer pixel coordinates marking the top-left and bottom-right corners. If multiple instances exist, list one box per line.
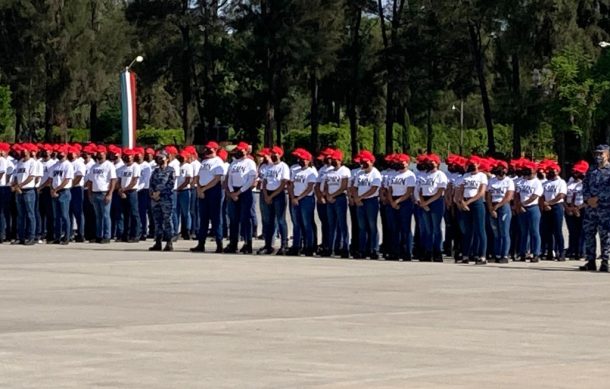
left=595, top=144, right=610, bottom=152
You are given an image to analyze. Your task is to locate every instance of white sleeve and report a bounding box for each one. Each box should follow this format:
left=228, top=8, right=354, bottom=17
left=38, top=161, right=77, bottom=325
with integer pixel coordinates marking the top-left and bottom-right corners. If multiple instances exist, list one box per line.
left=65, top=163, right=75, bottom=179
left=109, top=164, right=117, bottom=180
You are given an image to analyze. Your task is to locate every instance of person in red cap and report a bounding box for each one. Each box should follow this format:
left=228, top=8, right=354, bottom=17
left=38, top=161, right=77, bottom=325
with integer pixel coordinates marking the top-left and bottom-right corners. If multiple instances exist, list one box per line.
left=41, top=145, right=74, bottom=244
left=287, top=148, right=317, bottom=256
left=190, top=141, right=225, bottom=253
left=417, top=153, right=448, bottom=262
left=9, top=143, right=38, bottom=245
left=132, top=147, right=153, bottom=241
left=314, top=147, right=335, bottom=255
left=85, top=145, right=117, bottom=243
left=116, top=149, right=141, bottom=242
left=0, top=142, right=11, bottom=242
left=185, top=147, right=201, bottom=240
left=444, top=155, right=465, bottom=260
left=485, top=159, right=515, bottom=263
left=456, top=156, right=489, bottom=264
left=66, top=146, right=86, bottom=242
left=385, top=153, right=416, bottom=261
left=80, top=144, right=97, bottom=241
left=352, top=150, right=382, bottom=259
left=565, top=161, right=588, bottom=260
left=224, top=141, right=257, bottom=254
left=515, top=160, right=543, bottom=262
left=258, top=145, right=290, bottom=255
left=174, top=149, right=194, bottom=240
left=323, top=149, right=350, bottom=258
left=540, top=161, right=567, bottom=261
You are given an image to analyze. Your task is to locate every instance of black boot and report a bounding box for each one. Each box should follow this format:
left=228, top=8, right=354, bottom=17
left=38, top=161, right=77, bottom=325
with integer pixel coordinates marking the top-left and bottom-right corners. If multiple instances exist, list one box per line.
left=600, top=260, right=609, bottom=272
left=215, top=240, right=223, bottom=253
left=163, top=241, right=173, bottom=252
left=149, top=239, right=162, bottom=251
left=241, top=241, right=253, bottom=254
left=224, top=242, right=238, bottom=253
left=580, top=260, right=597, bottom=271
left=190, top=241, right=205, bottom=252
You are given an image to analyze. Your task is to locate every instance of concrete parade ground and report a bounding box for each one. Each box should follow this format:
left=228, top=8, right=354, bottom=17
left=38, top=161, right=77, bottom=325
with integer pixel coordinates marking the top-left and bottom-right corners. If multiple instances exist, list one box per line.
left=1, top=241, right=610, bottom=388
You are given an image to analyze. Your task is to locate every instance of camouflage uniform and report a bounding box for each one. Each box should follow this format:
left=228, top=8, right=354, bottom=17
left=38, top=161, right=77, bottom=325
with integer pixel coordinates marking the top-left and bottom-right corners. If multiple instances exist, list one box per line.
left=150, top=165, right=175, bottom=242
left=582, top=154, right=610, bottom=268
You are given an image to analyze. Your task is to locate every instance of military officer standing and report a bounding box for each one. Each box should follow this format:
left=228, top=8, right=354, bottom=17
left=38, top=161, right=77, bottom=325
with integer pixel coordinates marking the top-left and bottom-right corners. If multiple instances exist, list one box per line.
left=581, top=144, right=610, bottom=272
left=149, top=150, right=176, bottom=252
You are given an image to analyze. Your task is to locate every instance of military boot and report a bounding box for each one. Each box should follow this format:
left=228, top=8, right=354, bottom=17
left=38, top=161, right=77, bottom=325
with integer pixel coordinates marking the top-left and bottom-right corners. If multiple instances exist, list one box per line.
left=241, top=240, right=253, bottom=254
left=149, top=239, right=162, bottom=251
left=215, top=240, right=224, bottom=254
left=163, top=241, right=173, bottom=252
left=600, top=260, right=609, bottom=272
left=190, top=241, right=205, bottom=252
left=580, top=260, right=597, bottom=272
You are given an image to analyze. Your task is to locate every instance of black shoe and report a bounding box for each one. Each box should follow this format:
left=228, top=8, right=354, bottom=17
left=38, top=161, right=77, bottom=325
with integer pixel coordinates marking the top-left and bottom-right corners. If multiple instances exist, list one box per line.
left=190, top=243, right=205, bottom=252
left=127, top=239, right=139, bottom=243
left=275, top=247, right=287, bottom=256
left=600, top=261, right=609, bottom=272
left=149, top=240, right=162, bottom=251
left=461, top=258, right=470, bottom=264
left=215, top=242, right=223, bottom=253
left=75, top=236, right=84, bottom=243
left=287, top=247, right=300, bottom=256
left=496, top=257, right=509, bottom=264
left=557, top=256, right=566, bottom=262
left=163, top=241, right=173, bottom=252
left=257, top=246, right=274, bottom=255
left=580, top=261, right=597, bottom=271
left=223, top=244, right=237, bottom=254
left=60, top=240, right=69, bottom=245
left=370, top=251, right=379, bottom=260
left=241, top=242, right=253, bottom=254
left=475, top=259, right=487, bottom=265
left=11, top=240, right=24, bottom=245
left=24, top=239, right=36, bottom=246
left=100, top=239, right=110, bottom=244
left=352, top=252, right=363, bottom=259
left=530, top=256, right=540, bottom=263
left=340, top=249, right=350, bottom=259
left=304, top=248, right=315, bottom=257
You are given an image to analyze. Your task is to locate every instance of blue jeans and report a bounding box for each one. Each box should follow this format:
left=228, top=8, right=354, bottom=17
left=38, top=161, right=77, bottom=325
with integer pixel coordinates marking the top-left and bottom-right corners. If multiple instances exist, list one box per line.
left=542, top=204, right=565, bottom=257
left=263, top=192, right=288, bottom=248
left=70, top=187, right=84, bottom=239
left=52, top=189, right=72, bottom=241
left=489, top=203, right=512, bottom=258
left=228, top=189, right=253, bottom=245
left=0, top=186, right=11, bottom=239
left=420, top=198, right=445, bottom=254
left=177, top=190, right=192, bottom=235
left=317, top=202, right=330, bottom=250
left=38, top=187, right=53, bottom=240
left=92, top=192, right=112, bottom=240
left=459, top=198, right=487, bottom=258
left=260, top=193, right=273, bottom=244
left=138, top=189, right=151, bottom=238
left=292, top=196, right=315, bottom=250
left=198, top=183, right=222, bottom=243
left=357, top=197, right=380, bottom=255
left=171, top=191, right=178, bottom=235
left=327, top=194, right=349, bottom=252
left=16, top=189, right=36, bottom=241
left=519, top=205, right=541, bottom=257
left=190, top=187, right=199, bottom=236
left=387, top=199, right=414, bottom=258
left=84, top=190, right=96, bottom=240
left=111, top=191, right=123, bottom=239
left=121, top=190, right=141, bottom=240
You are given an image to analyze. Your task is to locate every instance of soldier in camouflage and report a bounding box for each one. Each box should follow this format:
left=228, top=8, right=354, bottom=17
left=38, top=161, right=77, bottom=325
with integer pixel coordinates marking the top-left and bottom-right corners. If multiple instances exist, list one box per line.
left=149, top=150, right=176, bottom=252
left=581, top=144, right=610, bottom=272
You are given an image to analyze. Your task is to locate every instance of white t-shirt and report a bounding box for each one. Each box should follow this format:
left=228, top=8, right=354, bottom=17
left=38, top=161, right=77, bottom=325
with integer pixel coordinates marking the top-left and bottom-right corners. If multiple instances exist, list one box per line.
left=0, top=156, right=8, bottom=186
left=350, top=167, right=361, bottom=188
left=72, top=159, right=86, bottom=187
left=390, top=170, right=416, bottom=197
left=461, top=171, right=488, bottom=198
left=419, top=170, right=448, bottom=197
left=41, top=158, right=56, bottom=186
left=12, top=159, right=37, bottom=189
left=197, top=156, right=225, bottom=187
left=33, top=159, right=44, bottom=188
left=86, top=160, right=117, bottom=192
left=190, top=159, right=201, bottom=187
left=355, top=168, right=382, bottom=198
left=169, top=159, right=181, bottom=190
left=543, top=178, right=568, bottom=203
left=119, top=163, right=141, bottom=189
left=447, top=172, right=462, bottom=186
left=325, top=165, right=351, bottom=195
left=517, top=178, right=543, bottom=207
left=488, top=176, right=515, bottom=203
left=381, top=169, right=397, bottom=189
left=227, top=157, right=257, bottom=192
left=317, top=164, right=333, bottom=192
left=263, top=162, right=290, bottom=191
left=50, top=160, right=75, bottom=190
left=566, top=178, right=584, bottom=206
left=176, top=163, right=194, bottom=190
left=292, top=166, right=318, bottom=197
left=138, top=161, right=152, bottom=190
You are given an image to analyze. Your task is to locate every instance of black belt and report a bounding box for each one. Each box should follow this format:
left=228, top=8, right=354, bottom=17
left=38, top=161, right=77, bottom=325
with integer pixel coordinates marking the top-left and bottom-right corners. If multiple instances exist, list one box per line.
left=20, top=188, right=35, bottom=192
left=123, top=189, right=136, bottom=193
left=422, top=195, right=434, bottom=201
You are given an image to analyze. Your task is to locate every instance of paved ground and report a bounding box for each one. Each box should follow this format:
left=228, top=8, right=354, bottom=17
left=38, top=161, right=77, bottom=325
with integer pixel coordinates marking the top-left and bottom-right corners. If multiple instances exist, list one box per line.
left=1, top=241, right=609, bottom=388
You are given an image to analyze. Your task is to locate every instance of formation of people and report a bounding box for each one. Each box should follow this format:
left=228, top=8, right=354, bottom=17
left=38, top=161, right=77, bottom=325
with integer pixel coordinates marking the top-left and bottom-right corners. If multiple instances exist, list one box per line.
left=0, top=140, right=609, bottom=272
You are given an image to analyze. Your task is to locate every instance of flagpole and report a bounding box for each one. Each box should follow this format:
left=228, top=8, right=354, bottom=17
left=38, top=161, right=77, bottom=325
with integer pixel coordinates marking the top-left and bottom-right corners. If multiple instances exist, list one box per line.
left=121, top=56, right=143, bottom=148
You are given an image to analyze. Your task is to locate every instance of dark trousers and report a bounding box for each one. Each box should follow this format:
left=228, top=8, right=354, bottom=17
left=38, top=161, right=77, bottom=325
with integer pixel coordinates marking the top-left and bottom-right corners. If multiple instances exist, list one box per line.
left=198, top=184, right=222, bottom=243
left=566, top=212, right=584, bottom=258
left=138, top=189, right=151, bottom=239
left=70, top=186, right=84, bottom=239
left=262, top=192, right=288, bottom=248
left=52, top=189, right=72, bottom=241
left=0, top=186, right=10, bottom=239
left=16, top=189, right=36, bottom=241
left=228, top=189, right=253, bottom=245
left=542, top=204, right=565, bottom=258
left=83, top=190, right=96, bottom=240
left=111, top=191, right=123, bottom=239
left=387, top=199, right=414, bottom=258
left=121, top=190, right=141, bottom=240
left=39, top=187, right=53, bottom=240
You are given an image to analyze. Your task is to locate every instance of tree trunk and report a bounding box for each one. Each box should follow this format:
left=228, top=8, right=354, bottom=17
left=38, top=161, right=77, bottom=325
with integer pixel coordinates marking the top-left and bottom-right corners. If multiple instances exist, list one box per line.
left=468, top=21, right=495, bottom=154
left=426, top=106, right=433, bottom=153
left=511, top=54, right=522, bottom=158
left=180, top=22, right=193, bottom=144
left=373, top=125, right=380, bottom=155
left=14, top=110, right=22, bottom=142
left=89, top=101, right=98, bottom=141
left=347, top=5, right=362, bottom=157
left=310, top=75, right=320, bottom=152
left=385, top=86, right=394, bottom=154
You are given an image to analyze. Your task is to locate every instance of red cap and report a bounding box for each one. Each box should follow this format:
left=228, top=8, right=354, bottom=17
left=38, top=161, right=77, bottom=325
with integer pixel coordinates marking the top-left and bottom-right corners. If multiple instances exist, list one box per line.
left=572, top=160, right=589, bottom=174
left=271, top=146, right=284, bottom=157
left=494, top=160, right=508, bottom=170
left=26, top=143, right=39, bottom=153
left=145, top=147, right=155, bottom=155
left=357, top=150, right=375, bottom=163
left=96, top=145, right=107, bottom=153
left=291, top=148, right=307, bottom=159
left=72, top=143, right=83, bottom=151
left=205, top=141, right=219, bottom=150
left=395, top=153, right=410, bottom=163
left=42, top=144, right=54, bottom=153
left=544, top=160, right=561, bottom=173
left=82, top=144, right=96, bottom=154
left=123, top=148, right=136, bottom=156
left=330, top=149, right=343, bottom=161
left=217, top=148, right=228, bottom=162
left=424, top=153, right=440, bottom=165
left=164, top=146, right=178, bottom=155
left=384, top=153, right=396, bottom=163
left=0, top=142, right=9, bottom=152
left=179, top=150, right=191, bottom=158
left=68, top=145, right=80, bottom=155
left=134, top=147, right=145, bottom=155
left=257, top=148, right=271, bottom=157
left=234, top=142, right=250, bottom=152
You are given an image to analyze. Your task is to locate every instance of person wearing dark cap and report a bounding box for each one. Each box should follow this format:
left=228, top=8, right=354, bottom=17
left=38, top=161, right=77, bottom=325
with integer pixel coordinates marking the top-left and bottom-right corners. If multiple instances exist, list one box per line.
left=581, top=144, right=610, bottom=271
left=224, top=142, right=257, bottom=254
left=149, top=150, right=176, bottom=251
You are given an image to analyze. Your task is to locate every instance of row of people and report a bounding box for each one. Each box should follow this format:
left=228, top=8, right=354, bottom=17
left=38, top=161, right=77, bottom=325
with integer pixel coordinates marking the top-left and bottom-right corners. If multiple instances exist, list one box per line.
left=0, top=141, right=608, bottom=271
